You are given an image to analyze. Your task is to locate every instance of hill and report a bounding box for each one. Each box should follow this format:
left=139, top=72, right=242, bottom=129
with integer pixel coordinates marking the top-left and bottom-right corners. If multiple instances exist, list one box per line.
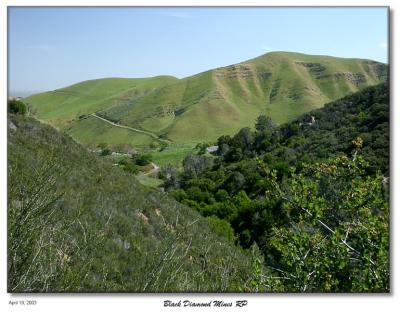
left=7, top=113, right=261, bottom=292
left=25, top=52, right=387, bottom=150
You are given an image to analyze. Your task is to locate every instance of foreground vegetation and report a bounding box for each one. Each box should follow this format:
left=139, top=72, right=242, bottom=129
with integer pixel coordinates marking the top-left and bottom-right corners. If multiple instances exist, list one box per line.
left=8, top=110, right=263, bottom=292
left=8, top=82, right=389, bottom=292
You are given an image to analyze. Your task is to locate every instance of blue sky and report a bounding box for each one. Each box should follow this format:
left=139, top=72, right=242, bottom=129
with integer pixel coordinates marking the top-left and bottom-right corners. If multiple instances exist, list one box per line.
left=8, top=7, right=388, bottom=95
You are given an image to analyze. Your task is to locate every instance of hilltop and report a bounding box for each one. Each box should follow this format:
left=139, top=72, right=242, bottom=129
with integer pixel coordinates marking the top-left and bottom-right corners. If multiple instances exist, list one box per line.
left=25, top=52, right=387, bottom=150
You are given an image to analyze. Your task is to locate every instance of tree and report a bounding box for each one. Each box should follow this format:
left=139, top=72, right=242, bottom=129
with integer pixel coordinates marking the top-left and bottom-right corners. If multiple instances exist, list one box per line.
left=232, top=127, right=254, bottom=152
left=217, top=135, right=232, bottom=157
left=8, top=99, right=27, bottom=115
left=206, top=216, right=235, bottom=242
left=215, top=189, right=229, bottom=202
left=195, top=142, right=210, bottom=155
left=183, top=154, right=214, bottom=178
left=255, top=115, right=274, bottom=133
left=222, top=172, right=246, bottom=195
left=171, top=189, right=188, bottom=202
left=100, top=148, right=112, bottom=156
left=262, top=155, right=389, bottom=292
left=135, top=154, right=152, bottom=166
left=160, top=166, right=180, bottom=191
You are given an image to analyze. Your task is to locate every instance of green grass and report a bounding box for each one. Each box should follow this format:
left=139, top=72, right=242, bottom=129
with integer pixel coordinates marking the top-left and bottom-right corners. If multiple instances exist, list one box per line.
left=66, top=115, right=155, bottom=148
left=112, top=52, right=387, bottom=143
left=26, top=51, right=387, bottom=149
left=151, top=144, right=196, bottom=167
left=25, top=76, right=178, bottom=128
left=135, top=173, right=164, bottom=188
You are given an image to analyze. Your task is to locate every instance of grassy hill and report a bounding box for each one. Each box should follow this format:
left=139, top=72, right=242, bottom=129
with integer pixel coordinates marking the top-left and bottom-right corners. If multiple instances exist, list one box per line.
left=8, top=113, right=261, bottom=292
left=25, top=51, right=387, bottom=149
left=26, top=76, right=178, bottom=128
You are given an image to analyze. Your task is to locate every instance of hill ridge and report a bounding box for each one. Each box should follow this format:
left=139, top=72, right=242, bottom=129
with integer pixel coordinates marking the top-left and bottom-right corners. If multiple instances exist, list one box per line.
left=25, top=51, right=387, bottom=150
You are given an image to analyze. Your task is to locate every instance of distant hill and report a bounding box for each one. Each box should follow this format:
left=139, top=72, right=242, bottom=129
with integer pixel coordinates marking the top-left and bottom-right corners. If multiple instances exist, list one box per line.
left=25, top=52, right=387, bottom=148
left=8, top=113, right=258, bottom=292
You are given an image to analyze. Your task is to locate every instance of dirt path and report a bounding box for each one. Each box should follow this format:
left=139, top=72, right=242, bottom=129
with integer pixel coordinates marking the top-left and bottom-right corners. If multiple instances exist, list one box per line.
left=90, top=113, right=171, bottom=144
left=144, top=162, right=160, bottom=176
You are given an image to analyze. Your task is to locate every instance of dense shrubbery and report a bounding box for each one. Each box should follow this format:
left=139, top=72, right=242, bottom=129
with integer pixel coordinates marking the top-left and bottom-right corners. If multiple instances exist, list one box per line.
left=162, top=83, right=389, bottom=292
left=8, top=83, right=389, bottom=292
left=8, top=114, right=260, bottom=292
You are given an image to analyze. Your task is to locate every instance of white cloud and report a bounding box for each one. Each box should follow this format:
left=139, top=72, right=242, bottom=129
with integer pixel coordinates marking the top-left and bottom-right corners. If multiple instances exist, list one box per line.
left=379, top=42, right=388, bottom=49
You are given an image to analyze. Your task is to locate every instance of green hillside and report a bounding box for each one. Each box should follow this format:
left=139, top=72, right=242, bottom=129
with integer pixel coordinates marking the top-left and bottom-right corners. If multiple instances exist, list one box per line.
left=8, top=113, right=262, bottom=292
left=25, top=51, right=387, bottom=149
left=26, top=76, right=178, bottom=129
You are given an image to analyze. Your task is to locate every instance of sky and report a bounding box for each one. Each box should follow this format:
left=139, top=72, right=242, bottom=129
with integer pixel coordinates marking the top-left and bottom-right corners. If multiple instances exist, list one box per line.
left=8, top=7, right=388, bottom=95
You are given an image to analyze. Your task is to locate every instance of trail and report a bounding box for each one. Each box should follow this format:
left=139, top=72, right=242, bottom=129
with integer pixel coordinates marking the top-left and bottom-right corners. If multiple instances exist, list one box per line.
left=90, top=113, right=171, bottom=144
left=144, top=162, right=160, bottom=176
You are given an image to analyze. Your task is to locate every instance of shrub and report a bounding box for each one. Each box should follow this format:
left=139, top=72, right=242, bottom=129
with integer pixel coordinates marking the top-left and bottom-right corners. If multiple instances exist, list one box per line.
left=135, top=154, right=152, bottom=166
left=100, top=148, right=112, bottom=156
left=123, top=162, right=139, bottom=174
left=206, top=216, right=235, bottom=242
left=8, top=99, right=27, bottom=115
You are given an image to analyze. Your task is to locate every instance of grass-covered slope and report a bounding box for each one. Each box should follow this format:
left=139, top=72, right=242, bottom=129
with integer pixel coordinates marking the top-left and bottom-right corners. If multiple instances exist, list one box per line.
left=25, top=76, right=178, bottom=129
left=25, top=52, right=387, bottom=147
left=8, top=114, right=259, bottom=292
left=103, top=52, right=387, bottom=143
left=66, top=115, right=158, bottom=148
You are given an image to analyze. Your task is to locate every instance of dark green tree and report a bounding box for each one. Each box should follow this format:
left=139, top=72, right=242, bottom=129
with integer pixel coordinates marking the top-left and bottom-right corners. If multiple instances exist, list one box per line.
left=255, top=115, right=274, bottom=133
left=8, top=99, right=27, bottom=115
left=135, top=154, right=152, bottom=166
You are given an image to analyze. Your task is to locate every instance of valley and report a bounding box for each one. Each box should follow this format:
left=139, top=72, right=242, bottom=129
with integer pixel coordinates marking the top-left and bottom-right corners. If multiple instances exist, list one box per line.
left=9, top=52, right=389, bottom=293
left=7, top=6, right=390, bottom=296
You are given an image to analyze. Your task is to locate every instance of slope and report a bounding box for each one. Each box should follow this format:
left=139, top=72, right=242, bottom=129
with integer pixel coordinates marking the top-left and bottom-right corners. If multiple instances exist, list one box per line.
left=165, top=82, right=389, bottom=207
left=7, top=113, right=259, bottom=292
left=103, top=52, right=387, bottom=143
left=25, top=51, right=387, bottom=148
left=25, top=76, right=178, bottom=129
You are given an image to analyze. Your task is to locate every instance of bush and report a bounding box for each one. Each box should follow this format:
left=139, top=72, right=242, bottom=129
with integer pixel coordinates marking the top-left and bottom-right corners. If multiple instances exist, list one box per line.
left=207, top=216, right=235, bottom=242
left=8, top=99, right=27, bottom=115
left=123, top=162, right=139, bottom=174
left=135, top=154, right=152, bottom=166
left=171, top=189, right=188, bottom=202
left=100, top=148, right=112, bottom=156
